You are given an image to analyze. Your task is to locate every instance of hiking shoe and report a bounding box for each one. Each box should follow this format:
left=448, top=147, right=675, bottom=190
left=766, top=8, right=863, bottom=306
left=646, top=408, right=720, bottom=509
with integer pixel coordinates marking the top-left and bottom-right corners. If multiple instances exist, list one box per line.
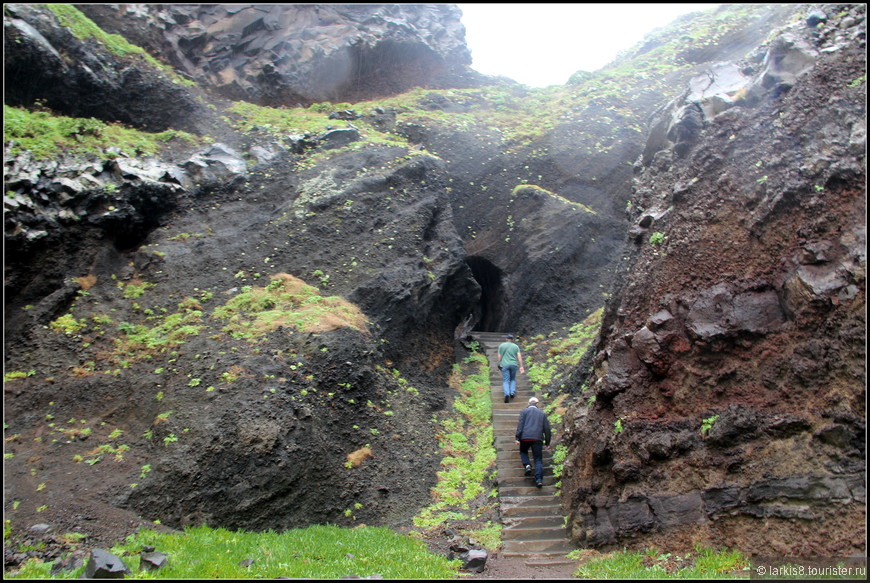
left=510, top=393, right=516, bottom=400
left=524, top=465, right=532, bottom=476
left=504, top=395, right=509, bottom=403
left=536, top=481, right=543, bottom=488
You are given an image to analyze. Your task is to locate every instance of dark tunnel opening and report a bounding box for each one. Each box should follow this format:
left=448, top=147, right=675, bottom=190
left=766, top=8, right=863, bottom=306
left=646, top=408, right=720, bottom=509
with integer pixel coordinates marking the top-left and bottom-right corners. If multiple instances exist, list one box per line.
left=465, top=256, right=505, bottom=332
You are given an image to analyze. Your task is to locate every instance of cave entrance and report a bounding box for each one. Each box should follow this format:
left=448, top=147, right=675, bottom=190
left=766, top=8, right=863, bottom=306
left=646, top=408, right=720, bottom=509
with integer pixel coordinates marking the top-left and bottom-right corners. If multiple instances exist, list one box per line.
left=466, top=256, right=505, bottom=332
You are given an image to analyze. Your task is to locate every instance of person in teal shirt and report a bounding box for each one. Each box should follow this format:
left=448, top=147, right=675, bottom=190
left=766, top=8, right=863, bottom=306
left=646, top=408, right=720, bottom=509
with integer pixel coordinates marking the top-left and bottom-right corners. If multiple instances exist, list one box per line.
left=498, top=334, right=525, bottom=403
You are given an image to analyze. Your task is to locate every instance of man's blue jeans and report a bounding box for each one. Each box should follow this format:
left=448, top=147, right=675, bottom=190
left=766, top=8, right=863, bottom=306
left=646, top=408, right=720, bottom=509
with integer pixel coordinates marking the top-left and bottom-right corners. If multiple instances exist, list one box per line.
left=501, top=365, right=518, bottom=397
left=519, top=440, right=544, bottom=482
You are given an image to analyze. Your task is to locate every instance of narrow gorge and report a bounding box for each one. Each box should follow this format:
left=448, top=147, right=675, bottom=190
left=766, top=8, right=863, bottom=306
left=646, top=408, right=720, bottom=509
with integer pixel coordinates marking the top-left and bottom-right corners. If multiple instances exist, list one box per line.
left=3, top=3, right=865, bottom=572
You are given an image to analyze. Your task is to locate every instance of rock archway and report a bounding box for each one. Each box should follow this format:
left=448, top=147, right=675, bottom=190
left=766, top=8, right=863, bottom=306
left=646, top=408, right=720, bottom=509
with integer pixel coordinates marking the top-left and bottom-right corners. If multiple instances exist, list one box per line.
left=465, top=256, right=505, bottom=332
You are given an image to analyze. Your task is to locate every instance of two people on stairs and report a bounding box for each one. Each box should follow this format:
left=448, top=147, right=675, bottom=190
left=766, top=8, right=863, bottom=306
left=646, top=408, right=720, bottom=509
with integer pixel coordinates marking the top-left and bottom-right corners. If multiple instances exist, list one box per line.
left=497, top=334, right=525, bottom=403
left=497, top=334, right=552, bottom=488
left=516, top=396, right=552, bottom=488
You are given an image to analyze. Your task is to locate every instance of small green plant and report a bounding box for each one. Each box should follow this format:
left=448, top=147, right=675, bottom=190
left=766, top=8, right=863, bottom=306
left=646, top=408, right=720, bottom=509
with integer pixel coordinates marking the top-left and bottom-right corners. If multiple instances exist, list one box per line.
left=163, top=433, right=178, bottom=446
left=123, top=281, right=154, bottom=299
left=3, top=370, right=35, bottom=382
left=700, top=414, right=719, bottom=436
left=614, top=418, right=624, bottom=434
left=847, top=74, right=866, bottom=87
left=413, top=352, right=495, bottom=532
left=649, top=232, right=665, bottom=246
left=154, top=410, right=173, bottom=423
left=49, top=314, right=87, bottom=335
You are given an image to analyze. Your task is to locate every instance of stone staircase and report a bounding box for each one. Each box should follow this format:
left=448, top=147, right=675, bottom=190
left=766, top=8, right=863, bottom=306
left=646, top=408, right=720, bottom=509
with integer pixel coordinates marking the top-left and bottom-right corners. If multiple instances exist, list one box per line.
left=474, top=332, right=576, bottom=566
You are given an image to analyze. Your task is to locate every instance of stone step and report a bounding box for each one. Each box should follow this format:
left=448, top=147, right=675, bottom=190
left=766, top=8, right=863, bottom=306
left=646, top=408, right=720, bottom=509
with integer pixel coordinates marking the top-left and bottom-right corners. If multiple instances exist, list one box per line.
left=498, top=467, right=555, bottom=479
left=502, top=523, right=569, bottom=541
left=500, top=538, right=577, bottom=557
left=499, top=485, right=558, bottom=497
left=496, top=459, right=554, bottom=471
left=496, top=459, right=555, bottom=471
left=473, top=333, right=575, bottom=562
left=500, top=496, right=564, bottom=510
left=502, top=515, right=566, bottom=531
left=498, top=475, right=557, bottom=487
left=497, top=462, right=555, bottom=474
left=501, top=503, right=564, bottom=519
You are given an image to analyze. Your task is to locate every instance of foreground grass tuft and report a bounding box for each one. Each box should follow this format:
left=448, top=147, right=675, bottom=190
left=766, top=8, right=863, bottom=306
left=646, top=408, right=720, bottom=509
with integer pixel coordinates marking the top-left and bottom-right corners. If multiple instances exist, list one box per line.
left=8, top=524, right=461, bottom=579
left=572, top=546, right=750, bottom=579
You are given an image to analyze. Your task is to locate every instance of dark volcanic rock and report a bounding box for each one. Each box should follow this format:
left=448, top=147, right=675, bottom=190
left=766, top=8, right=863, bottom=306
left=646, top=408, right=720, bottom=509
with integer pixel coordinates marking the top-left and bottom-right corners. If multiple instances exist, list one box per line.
left=76, top=4, right=477, bottom=106
left=561, top=3, right=865, bottom=559
left=2, top=1, right=864, bottom=568
left=3, top=4, right=213, bottom=134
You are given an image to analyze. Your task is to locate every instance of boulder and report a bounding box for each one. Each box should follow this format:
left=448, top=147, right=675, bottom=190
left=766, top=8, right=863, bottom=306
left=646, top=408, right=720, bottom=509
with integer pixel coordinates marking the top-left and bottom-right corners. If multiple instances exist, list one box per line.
left=139, top=551, right=169, bottom=572
left=461, top=549, right=488, bottom=573
left=83, top=549, right=131, bottom=579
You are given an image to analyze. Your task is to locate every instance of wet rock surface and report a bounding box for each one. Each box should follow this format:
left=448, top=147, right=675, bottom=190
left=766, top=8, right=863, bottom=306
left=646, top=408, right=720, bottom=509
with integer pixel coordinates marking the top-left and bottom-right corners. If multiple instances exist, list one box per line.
left=76, top=4, right=477, bottom=106
left=562, top=3, right=866, bottom=557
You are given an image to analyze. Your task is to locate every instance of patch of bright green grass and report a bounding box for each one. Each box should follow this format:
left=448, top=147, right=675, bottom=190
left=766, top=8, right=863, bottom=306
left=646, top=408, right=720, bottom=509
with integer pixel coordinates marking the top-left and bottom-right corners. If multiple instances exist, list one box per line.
left=4, top=105, right=199, bottom=160
left=526, top=307, right=602, bottom=393
left=225, top=101, right=337, bottom=135
left=43, top=4, right=194, bottom=87
left=7, top=524, right=461, bottom=579
left=573, top=546, right=750, bottom=579
left=212, top=273, right=368, bottom=340
left=413, top=352, right=497, bottom=539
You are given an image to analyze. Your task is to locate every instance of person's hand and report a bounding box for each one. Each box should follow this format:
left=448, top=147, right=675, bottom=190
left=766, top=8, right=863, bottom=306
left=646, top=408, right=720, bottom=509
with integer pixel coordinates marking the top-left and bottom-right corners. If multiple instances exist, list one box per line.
left=515, top=440, right=520, bottom=445
left=519, top=366, right=525, bottom=373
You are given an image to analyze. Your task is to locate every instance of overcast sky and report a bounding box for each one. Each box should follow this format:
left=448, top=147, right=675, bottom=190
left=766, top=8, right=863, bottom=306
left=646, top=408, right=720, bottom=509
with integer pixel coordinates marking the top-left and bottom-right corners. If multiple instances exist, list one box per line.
left=458, top=3, right=720, bottom=87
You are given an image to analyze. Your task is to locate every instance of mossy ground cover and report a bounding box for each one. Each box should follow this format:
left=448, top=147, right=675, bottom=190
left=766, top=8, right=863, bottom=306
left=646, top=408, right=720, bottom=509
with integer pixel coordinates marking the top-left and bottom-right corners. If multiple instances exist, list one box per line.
left=524, top=307, right=603, bottom=398
left=411, top=351, right=501, bottom=549
left=7, top=524, right=460, bottom=579
left=212, top=273, right=369, bottom=339
left=571, top=546, right=750, bottom=579
left=3, top=105, right=198, bottom=161
left=44, top=4, right=194, bottom=87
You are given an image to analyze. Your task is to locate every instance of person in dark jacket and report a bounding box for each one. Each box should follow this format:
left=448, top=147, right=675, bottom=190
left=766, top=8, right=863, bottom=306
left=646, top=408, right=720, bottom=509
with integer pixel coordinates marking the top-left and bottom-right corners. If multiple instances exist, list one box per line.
left=515, top=396, right=552, bottom=488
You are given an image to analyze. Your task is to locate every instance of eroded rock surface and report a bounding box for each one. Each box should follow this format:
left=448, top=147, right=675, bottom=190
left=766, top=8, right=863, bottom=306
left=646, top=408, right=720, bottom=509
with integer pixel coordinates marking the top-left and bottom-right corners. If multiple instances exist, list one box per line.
left=77, top=4, right=476, bottom=105
left=562, top=4, right=866, bottom=557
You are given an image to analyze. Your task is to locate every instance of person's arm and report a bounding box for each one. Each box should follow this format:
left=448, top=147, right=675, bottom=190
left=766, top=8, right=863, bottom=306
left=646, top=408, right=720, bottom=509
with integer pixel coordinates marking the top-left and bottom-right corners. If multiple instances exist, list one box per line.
left=515, top=409, right=526, bottom=443
left=543, top=415, right=552, bottom=449
left=518, top=350, right=525, bottom=373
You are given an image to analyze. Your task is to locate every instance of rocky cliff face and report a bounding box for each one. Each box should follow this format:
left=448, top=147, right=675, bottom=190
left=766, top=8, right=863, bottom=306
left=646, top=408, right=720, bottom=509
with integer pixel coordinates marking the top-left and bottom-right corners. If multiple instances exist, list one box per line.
left=560, top=4, right=866, bottom=557
left=2, top=2, right=865, bottom=565
left=76, top=4, right=476, bottom=105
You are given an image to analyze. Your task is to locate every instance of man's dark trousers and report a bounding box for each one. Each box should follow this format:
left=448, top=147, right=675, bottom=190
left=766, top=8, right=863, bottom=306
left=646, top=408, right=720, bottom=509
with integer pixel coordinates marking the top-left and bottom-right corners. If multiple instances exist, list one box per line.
left=519, top=440, right=544, bottom=482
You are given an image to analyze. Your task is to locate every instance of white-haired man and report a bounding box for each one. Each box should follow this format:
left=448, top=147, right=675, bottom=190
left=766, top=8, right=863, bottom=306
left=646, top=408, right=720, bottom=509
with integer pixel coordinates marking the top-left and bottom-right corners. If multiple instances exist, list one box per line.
left=515, top=396, right=552, bottom=488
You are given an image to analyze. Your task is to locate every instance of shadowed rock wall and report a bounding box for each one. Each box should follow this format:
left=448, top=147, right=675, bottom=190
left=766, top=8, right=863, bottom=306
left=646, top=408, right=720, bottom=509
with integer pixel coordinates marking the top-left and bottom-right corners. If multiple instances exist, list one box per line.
left=76, top=4, right=476, bottom=105
left=560, top=4, right=866, bottom=557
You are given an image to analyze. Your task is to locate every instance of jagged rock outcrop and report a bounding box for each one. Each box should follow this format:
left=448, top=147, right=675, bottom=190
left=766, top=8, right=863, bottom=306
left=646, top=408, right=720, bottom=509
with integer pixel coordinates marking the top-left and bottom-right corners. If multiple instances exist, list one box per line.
left=3, top=4, right=214, bottom=134
left=561, top=4, right=866, bottom=557
left=76, top=4, right=477, bottom=105
left=2, top=2, right=864, bottom=566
